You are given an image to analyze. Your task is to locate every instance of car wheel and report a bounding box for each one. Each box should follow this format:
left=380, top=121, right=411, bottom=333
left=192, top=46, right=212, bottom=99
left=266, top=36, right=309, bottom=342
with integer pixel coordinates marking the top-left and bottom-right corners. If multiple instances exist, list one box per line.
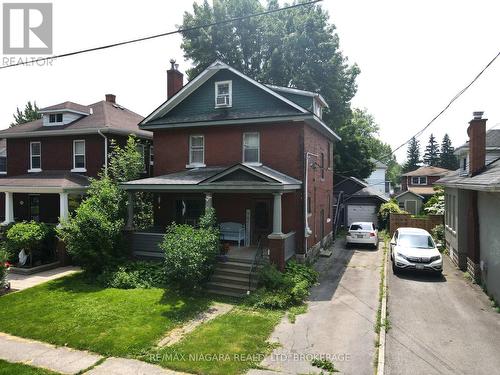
left=392, top=261, right=399, bottom=275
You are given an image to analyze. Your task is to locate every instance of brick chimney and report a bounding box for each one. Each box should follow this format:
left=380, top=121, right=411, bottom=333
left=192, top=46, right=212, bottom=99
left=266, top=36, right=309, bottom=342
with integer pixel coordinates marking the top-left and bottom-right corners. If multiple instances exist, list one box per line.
left=167, top=59, right=183, bottom=99
left=467, top=111, right=487, bottom=176
left=105, top=94, right=116, bottom=104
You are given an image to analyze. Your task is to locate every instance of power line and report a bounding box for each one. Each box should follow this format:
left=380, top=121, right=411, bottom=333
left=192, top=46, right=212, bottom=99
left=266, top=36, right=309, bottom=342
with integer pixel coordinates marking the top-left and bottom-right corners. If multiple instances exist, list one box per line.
left=0, top=0, right=322, bottom=70
left=337, top=50, right=500, bottom=176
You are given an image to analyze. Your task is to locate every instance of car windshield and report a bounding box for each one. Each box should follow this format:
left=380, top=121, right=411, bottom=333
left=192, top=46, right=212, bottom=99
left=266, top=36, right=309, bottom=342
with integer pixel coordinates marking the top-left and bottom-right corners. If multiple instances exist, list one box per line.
left=350, top=223, right=372, bottom=231
left=398, top=234, right=435, bottom=249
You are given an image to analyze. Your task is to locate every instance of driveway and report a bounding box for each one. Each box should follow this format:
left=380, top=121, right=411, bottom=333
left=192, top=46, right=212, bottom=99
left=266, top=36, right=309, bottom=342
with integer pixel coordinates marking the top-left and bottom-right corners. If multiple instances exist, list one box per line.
left=385, top=256, right=500, bottom=375
left=249, top=240, right=383, bottom=375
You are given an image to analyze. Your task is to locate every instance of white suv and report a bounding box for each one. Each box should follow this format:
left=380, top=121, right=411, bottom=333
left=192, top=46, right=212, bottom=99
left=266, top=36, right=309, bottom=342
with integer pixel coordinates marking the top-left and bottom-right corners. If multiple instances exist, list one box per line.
left=390, top=227, right=443, bottom=275
left=346, top=222, right=379, bottom=249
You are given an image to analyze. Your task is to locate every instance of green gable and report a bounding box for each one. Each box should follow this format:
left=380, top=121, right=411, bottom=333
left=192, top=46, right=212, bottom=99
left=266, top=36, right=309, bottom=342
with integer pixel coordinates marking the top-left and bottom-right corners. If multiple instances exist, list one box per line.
left=147, top=69, right=304, bottom=126
left=273, top=91, right=313, bottom=111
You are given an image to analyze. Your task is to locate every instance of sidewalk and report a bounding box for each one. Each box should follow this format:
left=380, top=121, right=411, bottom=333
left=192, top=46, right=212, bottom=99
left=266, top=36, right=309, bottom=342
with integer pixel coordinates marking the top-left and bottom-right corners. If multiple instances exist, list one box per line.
left=7, top=266, right=80, bottom=291
left=0, top=332, right=188, bottom=375
left=248, top=241, right=383, bottom=375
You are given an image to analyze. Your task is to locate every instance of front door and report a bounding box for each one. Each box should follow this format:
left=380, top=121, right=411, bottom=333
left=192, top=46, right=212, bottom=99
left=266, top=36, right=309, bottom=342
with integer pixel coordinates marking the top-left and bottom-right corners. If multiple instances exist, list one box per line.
left=29, top=195, right=40, bottom=222
left=253, top=200, right=271, bottom=245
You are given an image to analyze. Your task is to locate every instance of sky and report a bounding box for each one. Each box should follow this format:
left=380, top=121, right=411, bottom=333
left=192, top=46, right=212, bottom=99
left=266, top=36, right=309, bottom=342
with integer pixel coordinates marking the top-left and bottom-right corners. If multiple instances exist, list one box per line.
left=0, top=0, right=499, bottom=162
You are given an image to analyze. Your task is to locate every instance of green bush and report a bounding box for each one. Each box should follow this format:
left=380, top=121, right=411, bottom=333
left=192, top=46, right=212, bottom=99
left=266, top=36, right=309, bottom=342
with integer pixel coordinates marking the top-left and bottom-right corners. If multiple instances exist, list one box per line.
left=97, top=261, right=165, bottom=289
left=160, top=210, right=220, bottom=289
left=378, top=200, right=405, bottom=229
left=5, top=221, right=55, bottom=265
left=0, top=247, right=10, bottom=288
left=432, top=224, right=445, bottom=251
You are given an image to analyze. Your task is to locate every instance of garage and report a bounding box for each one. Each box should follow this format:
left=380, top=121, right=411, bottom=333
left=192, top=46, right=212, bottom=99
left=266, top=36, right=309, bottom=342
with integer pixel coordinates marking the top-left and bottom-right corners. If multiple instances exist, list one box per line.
left=347, top=204, right=378, bottom=225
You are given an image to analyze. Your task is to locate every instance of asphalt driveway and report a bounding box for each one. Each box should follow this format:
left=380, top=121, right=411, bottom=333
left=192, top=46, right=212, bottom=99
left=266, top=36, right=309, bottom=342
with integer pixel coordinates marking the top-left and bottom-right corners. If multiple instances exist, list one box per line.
left=385, top=255, right=500, bottom=375
left=249, top=240, right=383, bottom=375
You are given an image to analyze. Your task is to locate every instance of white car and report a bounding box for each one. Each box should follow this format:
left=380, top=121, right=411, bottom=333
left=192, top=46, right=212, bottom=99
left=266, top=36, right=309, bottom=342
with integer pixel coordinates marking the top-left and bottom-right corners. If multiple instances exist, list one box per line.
left=390, top=227, right=443, bottom=275
left=346, top=222, right=379, bottom=249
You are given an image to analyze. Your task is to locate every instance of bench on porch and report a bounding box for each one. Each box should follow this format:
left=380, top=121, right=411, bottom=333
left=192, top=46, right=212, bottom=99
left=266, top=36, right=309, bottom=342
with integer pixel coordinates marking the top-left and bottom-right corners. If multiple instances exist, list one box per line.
left=219, top=222, right=245, bottom=247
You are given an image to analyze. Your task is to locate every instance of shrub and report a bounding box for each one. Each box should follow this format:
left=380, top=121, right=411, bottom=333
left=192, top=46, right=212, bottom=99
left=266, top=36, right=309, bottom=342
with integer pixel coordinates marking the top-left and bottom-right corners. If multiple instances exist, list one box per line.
left=0, top=247, right=10, bottom=289
left=97, top=261, right=165, bottom=289
left=160, top=210, right=220, bottom=290
left=378, top=200, right=405, bottom=229
left=424, top=186, right=445, bottom=215
left=5, top=221, right=54, bottom=265
left=432, top=224, right=445, bottom=251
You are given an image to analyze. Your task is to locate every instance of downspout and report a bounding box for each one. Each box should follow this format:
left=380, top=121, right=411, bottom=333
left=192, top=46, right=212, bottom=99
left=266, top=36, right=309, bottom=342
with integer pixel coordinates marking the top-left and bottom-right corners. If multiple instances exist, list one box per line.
left=97, top=129, right=108, bottom=175
left=304, top=152, right=318, bottom=248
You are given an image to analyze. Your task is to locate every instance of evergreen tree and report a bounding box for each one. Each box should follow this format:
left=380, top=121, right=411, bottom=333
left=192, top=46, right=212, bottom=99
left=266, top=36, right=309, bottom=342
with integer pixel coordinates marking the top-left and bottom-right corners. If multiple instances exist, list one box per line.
left=403, top=137, right=421, bottom=173
left=10, top=101, right=41, bottom=127
left=439, top=133, right=459, bottom=170
left=423, top=133, right=440, bottom=166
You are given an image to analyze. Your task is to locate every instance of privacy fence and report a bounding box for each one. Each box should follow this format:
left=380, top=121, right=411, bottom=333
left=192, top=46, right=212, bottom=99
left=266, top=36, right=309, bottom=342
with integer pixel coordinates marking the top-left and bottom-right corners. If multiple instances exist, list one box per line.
left=389, top=213, right=443, bottom=236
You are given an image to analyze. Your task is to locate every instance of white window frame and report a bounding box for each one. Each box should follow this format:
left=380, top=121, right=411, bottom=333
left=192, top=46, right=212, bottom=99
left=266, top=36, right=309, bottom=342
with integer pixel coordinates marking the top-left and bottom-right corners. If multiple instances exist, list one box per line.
left=411, top=176, right=427, bottom=185
left=149, top=146, right=154, bottom=166
left=71, top=140, right=86, bottom=172
left=242, top=132, right=260, bottom=165
left=215, top=80, right=232, bottom=108
left=48, top=113, right=63, bottom=125
left=187, top=135, right=205, bottom=168
left=29, top=141, right=42, bottom=172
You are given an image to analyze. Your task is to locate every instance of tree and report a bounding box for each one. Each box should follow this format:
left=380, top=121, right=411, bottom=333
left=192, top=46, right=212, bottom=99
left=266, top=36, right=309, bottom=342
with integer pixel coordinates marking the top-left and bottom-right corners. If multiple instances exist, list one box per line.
left=439, top=134, right=459, bottom=170
left=423, top=133, right=440, bottom=166
left=10, top=101, right=41, bottom=127
left=180, top=0, right=359, bottom=131
left=403, top=137, right=421, bottom=173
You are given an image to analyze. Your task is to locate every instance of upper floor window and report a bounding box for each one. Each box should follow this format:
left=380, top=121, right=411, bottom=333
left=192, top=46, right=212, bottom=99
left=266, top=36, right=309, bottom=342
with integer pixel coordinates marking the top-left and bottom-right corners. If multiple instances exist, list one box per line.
left=73, top=140, right=86, bottom=171
left=189, top=135, right=205, bottom=167
left=30, top=141, right=41, bottom=171
left=0, top=146, right=6, bottom=174
left=49, top=113, right=63, bottom=124
left=320, top=152, right=325, bottom=179
left=411, top=176, right=427, bottom=185
left=242, top=132, right=260, bottom=164
left=215, top=81, right=232, bottom=108
left=136, top=144, right=146, bottom=172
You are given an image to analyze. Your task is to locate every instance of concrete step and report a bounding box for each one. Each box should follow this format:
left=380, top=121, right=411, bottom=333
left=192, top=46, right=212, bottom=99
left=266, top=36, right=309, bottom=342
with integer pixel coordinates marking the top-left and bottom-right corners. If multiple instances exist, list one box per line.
left=206, top=281, right=256, bottom=295
left=206, top=288, right=248, bottom=298
left=217, top=261, right=253, bottom=271
left=211, top=274, right=252, bottom=287
left=213, top=268, right=251, bottom=278
left=225, top=256, right=254, bottom=264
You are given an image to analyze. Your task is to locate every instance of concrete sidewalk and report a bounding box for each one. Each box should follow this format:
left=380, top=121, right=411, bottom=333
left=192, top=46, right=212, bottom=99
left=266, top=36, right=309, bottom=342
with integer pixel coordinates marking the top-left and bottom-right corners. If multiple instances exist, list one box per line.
left=249, top=241, right=383, bottom=375
left=7, top=266, right=80, bottom=291
left=0, top=332, right=188, bottom=374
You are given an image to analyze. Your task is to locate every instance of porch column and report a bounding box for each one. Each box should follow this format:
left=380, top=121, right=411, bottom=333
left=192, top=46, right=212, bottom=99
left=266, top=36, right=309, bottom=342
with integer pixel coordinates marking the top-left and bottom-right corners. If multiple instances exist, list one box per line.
left=59, top=192, right=69, bottom=222
left=272, top=192, right=283, bottom=235
left=3, top=192, right=14, bottom=225
left=205, top=192, right=213, bottom=210
left=125, top=191, right=134, bottom=230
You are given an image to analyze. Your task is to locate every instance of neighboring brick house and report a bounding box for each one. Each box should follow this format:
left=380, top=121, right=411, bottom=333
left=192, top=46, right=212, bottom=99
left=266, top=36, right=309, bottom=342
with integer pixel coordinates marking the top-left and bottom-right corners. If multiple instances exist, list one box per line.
left=0, top=95, right=152, bottom=224
left=396, top=166, right=451, bottom=214
left=122, top=60, right=339, bottom=270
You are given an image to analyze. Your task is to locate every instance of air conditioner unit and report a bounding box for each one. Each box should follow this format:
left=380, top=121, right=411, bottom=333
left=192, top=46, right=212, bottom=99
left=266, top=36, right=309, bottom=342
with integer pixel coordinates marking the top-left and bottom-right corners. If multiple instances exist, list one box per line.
left=216, top=95, right=230, bottom=106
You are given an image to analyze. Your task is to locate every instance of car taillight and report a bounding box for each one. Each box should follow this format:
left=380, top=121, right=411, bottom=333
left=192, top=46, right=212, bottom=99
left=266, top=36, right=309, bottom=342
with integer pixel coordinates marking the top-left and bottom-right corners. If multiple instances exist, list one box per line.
left=369, top=232, right=376, bottom=237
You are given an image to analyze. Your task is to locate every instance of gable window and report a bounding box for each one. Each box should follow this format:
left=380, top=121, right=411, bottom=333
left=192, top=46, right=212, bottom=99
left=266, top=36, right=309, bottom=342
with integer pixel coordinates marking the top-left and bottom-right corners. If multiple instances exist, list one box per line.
left=48, top=113, right=63, bottom=123
left=189, top=135, right=205, bottom=167
left=242, top=132, right=260, bottom=164
left=411, top=176, right=427, bottom=185
left=72, top=140, right=86, bottom=171
left=29, top=141, right=41, bottom=171
left=215, top=81, right=232, bottom=108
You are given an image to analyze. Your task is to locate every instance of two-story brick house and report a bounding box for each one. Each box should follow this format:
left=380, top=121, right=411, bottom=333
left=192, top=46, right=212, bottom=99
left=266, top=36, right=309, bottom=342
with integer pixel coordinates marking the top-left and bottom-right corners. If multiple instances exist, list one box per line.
left=122, top=60, right=339, bottom=270
left=395, top=166, right=451, bottom=214
left=0, top=95, right=152, bottom=224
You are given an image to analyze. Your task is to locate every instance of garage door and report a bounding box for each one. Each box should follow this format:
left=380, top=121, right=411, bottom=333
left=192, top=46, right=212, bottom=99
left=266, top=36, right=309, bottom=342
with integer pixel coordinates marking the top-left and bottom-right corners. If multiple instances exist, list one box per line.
left=347, top=204, right=377, bottom=226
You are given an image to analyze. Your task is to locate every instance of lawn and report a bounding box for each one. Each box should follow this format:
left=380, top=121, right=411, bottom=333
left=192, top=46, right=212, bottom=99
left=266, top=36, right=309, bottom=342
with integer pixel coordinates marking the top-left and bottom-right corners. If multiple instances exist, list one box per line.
left=0, top=360, right=59, bottom=375
left=0, top=274, right=211, bottom=356
left=150, top=308, right=283, bottom=375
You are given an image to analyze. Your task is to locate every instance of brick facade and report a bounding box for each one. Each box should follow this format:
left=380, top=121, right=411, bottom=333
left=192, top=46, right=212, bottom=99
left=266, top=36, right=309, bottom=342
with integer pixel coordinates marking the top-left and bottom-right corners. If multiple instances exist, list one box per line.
left=401, top=175, right=442, bottom=191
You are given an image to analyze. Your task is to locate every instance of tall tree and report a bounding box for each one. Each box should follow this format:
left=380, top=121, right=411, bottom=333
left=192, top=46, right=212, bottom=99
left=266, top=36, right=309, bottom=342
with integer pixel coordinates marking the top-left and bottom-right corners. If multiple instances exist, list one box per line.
left=439, top=133, right=459, bottom=170
left=10, top=101, right=41, bottom=127
left=403, top=137, right=421, bottom=173
left=423, top=133, right=440, bottom=166
left=180, top=0, right=359, bottom=131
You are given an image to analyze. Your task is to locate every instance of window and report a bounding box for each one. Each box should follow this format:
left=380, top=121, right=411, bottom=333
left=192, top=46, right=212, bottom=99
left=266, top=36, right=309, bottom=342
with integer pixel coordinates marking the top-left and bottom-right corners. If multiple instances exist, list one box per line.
left=0, top=146, right=6, bottom=174
left=320, top=152, right=325, bottom=179
left=327, top=193, right=331, bottom=219
left=73, top=140, right=86, bottom=170
left=307, top=196, right=312, bottom=215
left=149, top=146, right=154, bottom=166
left=48, top=113, right=63, bottom=123
left=398, top=201, right=405, bottom=210
left=30, top=142, right=41, bottom=171
left=242, top=132, right=260, bottom=164
left=215, top=81, right=232, bottom=107
left=411, top=176, right=427, bottom=185
left=189, top=135, right=205, bottom=166
left=328, top=142, right=333, bottom=169
left=135, top=144, right=146, bottom=172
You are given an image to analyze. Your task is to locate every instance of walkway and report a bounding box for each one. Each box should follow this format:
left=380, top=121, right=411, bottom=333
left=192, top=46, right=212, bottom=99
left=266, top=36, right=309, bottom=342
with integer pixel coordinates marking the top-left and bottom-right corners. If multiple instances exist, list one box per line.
left=7, top=266, right=80, bottom=291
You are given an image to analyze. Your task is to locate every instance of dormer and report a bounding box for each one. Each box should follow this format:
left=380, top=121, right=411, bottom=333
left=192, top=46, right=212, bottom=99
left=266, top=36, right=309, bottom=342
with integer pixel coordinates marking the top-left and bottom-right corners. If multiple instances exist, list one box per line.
left=39, top=101, right=90, bottom=126
left=266, top=85, right=328, bottom=120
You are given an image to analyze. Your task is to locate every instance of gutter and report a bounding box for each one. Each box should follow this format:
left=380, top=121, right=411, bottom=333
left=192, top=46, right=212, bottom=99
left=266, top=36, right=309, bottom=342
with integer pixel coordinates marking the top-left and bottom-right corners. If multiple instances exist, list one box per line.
left=0, top=127, right=153, bottom=140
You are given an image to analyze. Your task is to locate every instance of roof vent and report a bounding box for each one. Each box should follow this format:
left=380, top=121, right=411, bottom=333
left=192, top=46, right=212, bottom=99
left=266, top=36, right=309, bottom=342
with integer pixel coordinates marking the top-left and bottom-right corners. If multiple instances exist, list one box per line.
left=473, top=111, right=484, bottom=120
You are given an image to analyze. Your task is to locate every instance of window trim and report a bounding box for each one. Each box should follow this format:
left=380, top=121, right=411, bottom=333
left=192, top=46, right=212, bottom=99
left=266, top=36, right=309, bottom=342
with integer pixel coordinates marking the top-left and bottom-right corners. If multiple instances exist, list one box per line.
left=242, top=132, right=261, bottom=165
left=149, top=145, right=154, bottom=166
left=411, top=176, right=428, bottom=185
left=214, top=80, right=232, bottom=108
left=28, top=141, right=42, bottom=172
left=187, top=135, right=205, bottom=168
left=71, top=139, right=86, bottom=172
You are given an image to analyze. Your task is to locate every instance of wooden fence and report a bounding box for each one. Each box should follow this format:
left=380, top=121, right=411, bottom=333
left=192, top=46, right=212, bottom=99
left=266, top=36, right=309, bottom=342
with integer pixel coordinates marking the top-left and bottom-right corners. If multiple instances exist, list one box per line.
left=389, top=213, right=444, bottom=236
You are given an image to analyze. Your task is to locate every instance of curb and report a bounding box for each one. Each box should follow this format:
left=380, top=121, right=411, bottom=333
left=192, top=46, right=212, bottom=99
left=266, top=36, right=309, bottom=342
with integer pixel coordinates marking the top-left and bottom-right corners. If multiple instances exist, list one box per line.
left=376, top=244, right=388, bottom=375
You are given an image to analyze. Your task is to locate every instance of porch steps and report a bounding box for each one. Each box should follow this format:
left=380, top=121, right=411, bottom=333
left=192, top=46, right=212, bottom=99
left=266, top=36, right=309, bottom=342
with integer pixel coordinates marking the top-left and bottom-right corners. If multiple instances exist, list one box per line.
left=206, top=260, right=259, bottom=297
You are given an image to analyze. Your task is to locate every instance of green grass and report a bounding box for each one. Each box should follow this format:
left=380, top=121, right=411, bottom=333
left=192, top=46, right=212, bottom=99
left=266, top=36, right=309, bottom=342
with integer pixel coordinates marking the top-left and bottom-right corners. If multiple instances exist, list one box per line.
left=0, top=359, right=59, bottom=375
left=0, top=274, right=211, bottom=357
left=149, top=308, right=282, bottom=375
left=288, top=303, right=308, bottom=323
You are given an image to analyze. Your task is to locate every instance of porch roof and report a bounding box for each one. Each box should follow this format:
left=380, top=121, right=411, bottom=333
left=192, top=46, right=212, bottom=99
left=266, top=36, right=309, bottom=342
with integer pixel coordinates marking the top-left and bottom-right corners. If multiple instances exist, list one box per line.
left=121, top=163, right=302, bottom=192
left=0, top=171, right=89, bottom=193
